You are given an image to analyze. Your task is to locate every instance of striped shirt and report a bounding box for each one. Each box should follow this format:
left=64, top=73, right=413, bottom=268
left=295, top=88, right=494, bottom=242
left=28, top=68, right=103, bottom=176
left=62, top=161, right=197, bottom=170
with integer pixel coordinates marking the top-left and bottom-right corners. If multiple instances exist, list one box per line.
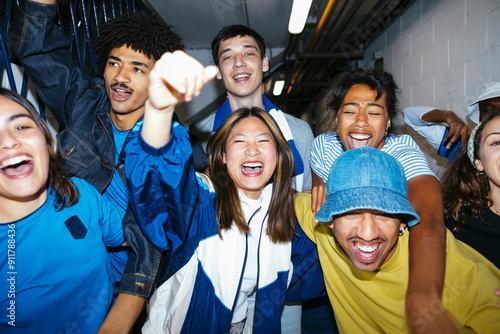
left=310, top=132, right=436, bottom=182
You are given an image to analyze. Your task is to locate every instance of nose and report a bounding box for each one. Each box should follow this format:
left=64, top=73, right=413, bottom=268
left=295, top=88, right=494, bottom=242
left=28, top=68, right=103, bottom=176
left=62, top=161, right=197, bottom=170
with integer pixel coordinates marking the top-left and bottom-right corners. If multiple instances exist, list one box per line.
left=234, top=54, right=245, bottom=68
left=245, top=142, right=259, bottom=157
left=113, top=66, right=131, bottom=83
left=356, top=213, right=378, bottom=241
left=0, top=131, right=20, bottom=150
left=354, top=110, right=368, bottom=128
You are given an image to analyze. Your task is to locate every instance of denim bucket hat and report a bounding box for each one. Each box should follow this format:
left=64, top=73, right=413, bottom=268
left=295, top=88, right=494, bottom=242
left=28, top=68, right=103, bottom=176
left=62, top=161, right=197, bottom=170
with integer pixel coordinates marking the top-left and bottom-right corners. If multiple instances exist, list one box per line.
left=467, top=82, right=500, bottom=124
left=315, top=147, right=420, bottom=226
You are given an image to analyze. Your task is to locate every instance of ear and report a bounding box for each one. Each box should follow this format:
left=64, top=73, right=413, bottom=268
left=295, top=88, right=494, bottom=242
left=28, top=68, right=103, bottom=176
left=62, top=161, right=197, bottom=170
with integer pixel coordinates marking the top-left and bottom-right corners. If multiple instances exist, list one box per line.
left=216, top=66, right=222, bottom=80
left=474, top=158, right=484, bottom=172
left=222, top=151, right=226, bottom=165
left=262, top=55, right=269, bottom=73
left=386, top=119, right=391, bottom=130
left=399, top=222, right=406, bottom=232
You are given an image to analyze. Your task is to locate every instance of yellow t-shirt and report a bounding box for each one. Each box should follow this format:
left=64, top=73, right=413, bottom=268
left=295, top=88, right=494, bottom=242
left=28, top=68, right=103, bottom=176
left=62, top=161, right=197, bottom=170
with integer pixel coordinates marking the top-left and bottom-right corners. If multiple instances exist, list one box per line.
left=294, top=193, right=500, bottom=333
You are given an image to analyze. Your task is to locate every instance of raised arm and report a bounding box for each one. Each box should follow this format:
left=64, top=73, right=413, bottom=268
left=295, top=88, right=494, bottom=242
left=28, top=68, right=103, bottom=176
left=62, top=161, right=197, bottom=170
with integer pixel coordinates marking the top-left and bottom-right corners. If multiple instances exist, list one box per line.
left=403, top=106, right=470, bottom=150
left=8, top=0, right=100, bottom=126
left=406, top=175, right=461, bottom=333
left=421, top=109, right=470, bottom=149
left=124, top=51, right=216, bottom=252
left=141, top=51, right=217, bottom=147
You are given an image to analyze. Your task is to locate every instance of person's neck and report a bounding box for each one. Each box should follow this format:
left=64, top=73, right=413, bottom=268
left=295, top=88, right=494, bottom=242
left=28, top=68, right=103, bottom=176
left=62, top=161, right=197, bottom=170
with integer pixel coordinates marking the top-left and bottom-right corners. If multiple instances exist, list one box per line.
left=0, top=189, right=48, bottom=224
left=227, top=92, right=265, bottom=112
left=489, top=184, right=500, bottom=215
left=109, top=109, right=143, bottom=131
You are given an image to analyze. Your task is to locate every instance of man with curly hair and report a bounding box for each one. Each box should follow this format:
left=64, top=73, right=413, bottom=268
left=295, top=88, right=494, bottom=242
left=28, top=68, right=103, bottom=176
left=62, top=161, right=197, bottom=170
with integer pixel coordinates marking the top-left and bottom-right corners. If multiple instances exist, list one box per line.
left=8, top=0, right=202, bottom=332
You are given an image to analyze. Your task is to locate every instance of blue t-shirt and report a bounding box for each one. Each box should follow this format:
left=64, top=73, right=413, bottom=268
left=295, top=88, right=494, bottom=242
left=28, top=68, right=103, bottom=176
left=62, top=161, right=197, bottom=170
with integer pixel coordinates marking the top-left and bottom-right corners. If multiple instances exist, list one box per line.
left=103, top=120, right=131, bottom=281
left=0, top=178, right=124, bottom=333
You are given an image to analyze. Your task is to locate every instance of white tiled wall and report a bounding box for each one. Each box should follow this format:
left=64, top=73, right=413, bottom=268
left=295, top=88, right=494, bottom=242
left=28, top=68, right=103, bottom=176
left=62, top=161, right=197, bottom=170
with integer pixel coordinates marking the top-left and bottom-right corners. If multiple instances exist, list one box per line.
left=361, top=0, right=500, bottom=175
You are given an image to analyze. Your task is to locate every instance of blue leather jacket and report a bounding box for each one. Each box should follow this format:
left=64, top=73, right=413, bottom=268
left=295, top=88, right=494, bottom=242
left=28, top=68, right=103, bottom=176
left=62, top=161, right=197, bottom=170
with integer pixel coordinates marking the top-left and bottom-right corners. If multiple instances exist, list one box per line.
left=7, top=0, right=208, bottom=299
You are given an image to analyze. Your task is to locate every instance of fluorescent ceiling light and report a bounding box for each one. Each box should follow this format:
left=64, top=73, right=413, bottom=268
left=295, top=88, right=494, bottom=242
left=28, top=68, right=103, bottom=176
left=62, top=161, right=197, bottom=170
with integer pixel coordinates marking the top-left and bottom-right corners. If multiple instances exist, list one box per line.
left=288, top=0, right=313, bottom=34
left=273, top=80, right=285, bottom=96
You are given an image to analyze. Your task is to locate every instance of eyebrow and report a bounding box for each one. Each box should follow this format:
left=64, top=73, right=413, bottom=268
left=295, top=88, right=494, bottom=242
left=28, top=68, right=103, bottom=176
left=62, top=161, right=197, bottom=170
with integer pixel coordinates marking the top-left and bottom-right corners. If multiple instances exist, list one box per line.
left=342, top=102, right=385, bottom=109
left=484, top=131, right=500, bottom=139
left=108, top=56, right=150, bottom=69
left=8, top=114, right=33, bottom=122
left=220, top=44, right=259, bottom=58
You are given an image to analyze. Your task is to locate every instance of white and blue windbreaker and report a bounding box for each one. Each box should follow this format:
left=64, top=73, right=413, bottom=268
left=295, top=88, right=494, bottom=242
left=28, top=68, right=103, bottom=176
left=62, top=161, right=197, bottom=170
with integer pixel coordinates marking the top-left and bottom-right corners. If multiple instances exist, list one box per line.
left=125, top=121, right=325, bottom=334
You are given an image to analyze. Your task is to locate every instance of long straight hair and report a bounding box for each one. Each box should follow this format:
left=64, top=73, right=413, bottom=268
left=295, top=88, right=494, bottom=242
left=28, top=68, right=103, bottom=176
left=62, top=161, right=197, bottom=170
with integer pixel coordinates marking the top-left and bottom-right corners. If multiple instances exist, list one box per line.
left=207, top=108, right=296, bottom=243
left=0, top=88, right=79, bottom=210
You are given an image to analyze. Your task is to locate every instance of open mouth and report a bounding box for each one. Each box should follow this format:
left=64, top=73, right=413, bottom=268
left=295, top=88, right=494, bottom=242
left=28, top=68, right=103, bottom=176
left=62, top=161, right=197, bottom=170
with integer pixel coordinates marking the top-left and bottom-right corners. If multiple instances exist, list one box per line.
left=348, top=133, right=372, bottom=148
left=0, top=155, right=33, bottom=177
left=353, top=242, right=380, bottom=259
left=112, top=88, right=132, bottom=102
left=241, top=162, right=263, bottom=175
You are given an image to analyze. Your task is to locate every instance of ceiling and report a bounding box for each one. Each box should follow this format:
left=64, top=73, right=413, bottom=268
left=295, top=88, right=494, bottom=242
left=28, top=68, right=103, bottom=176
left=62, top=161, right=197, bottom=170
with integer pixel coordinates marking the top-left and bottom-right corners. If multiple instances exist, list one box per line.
left=147, top=0, right=417, bottom=123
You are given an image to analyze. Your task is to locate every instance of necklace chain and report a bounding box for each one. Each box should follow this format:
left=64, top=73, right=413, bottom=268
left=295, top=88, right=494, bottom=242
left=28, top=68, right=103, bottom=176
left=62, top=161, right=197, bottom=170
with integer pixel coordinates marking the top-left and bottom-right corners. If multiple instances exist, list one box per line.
left=490, top=205, right=500, bottom=215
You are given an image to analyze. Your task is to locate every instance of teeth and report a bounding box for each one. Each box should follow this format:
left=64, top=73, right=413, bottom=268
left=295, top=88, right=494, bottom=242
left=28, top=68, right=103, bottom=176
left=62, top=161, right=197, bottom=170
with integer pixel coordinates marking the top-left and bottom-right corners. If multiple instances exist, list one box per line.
left=242, top=162, right=263, bottom=168
left=234, top=74, right=250, bottom=80
left=350, top=133, right=371, bottom=140
left=116, top=89, right=127, bottom=92
left=355, top=243, right=378, bottom=253
left=1, top=155, right=32, bottom=168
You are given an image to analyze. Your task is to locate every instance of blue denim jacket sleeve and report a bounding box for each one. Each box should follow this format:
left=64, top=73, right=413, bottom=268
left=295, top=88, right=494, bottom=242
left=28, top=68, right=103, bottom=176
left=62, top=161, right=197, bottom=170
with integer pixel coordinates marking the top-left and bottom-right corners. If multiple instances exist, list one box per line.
left=8, top=0, right=101, bottom=127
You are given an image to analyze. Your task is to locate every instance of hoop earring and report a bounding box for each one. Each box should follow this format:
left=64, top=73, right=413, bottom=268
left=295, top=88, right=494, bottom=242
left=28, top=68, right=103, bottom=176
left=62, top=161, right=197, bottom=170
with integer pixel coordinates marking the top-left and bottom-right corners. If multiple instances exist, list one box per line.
left=399, top=228, right=404, bottom=236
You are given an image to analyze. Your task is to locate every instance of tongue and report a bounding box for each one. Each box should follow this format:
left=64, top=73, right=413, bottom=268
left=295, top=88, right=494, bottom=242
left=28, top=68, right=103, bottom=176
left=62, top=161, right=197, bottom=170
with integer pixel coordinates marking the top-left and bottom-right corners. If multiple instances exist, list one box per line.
left=350, top=137, right=370, bottom=148
left=3, top=163, right=31, bottom=177
left=242, top=166, right=262, bottom=174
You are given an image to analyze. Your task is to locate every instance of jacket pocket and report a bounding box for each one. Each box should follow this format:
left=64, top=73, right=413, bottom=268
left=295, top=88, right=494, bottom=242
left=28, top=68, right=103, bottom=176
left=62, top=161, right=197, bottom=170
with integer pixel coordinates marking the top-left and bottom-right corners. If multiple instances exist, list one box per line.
left=57, top=127, right=102, bottom=178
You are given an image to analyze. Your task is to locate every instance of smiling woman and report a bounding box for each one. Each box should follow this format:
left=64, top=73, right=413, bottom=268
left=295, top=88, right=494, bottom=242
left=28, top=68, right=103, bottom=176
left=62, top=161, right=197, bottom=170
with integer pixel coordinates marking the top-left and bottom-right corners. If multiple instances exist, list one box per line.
left=0, top=88, right=125, bottom=333
left=124, top=51, right=323, bottom=333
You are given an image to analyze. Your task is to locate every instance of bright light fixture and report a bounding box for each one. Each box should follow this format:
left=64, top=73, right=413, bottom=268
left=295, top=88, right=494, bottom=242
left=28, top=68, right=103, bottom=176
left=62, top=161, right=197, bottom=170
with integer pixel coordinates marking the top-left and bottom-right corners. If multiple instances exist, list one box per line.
left=288, top=0, right=313, bottom=34
left=273, top=80, right=285, bottom=96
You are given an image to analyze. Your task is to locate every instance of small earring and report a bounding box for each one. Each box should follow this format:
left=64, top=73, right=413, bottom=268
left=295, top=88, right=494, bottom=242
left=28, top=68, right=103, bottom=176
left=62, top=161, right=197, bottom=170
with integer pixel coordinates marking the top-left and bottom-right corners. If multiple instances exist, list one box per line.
left=399, top=228, right=404, bottom=236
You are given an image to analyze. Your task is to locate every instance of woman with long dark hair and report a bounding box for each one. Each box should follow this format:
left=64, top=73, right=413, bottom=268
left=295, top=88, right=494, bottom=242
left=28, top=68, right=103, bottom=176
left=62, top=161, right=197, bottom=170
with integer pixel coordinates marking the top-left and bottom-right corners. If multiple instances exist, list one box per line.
left=125, top=51, right=322, bottom=333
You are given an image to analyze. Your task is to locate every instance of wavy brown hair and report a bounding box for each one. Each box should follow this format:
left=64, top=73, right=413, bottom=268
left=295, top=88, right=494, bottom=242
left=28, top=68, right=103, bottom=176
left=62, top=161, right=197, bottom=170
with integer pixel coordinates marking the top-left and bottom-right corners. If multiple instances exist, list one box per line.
left=442, top=112, right=500, bottom=230
left=207, top=108, right=296, bottom=243
left=0, top=88, right=79, bottom=210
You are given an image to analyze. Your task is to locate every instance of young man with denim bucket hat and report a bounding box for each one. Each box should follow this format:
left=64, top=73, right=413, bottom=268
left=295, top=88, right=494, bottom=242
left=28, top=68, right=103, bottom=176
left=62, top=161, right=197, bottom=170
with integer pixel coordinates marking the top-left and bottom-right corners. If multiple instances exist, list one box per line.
left=295, top=146, right=500, bottom=333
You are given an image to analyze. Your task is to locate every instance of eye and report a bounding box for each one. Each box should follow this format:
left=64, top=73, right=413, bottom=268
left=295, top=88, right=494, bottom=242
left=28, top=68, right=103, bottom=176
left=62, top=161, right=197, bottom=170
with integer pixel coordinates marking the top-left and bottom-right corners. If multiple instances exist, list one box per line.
left=245, top=52, right=255, bottom=56
left=222, top=55, right=232, bottom=61
left=14, top=125, right=29, bottom=131
left=133, top=67, right=144, bottom=73
left=108, top=61, right=118, bottom=67
left=491, top=141, right=500, bottom=146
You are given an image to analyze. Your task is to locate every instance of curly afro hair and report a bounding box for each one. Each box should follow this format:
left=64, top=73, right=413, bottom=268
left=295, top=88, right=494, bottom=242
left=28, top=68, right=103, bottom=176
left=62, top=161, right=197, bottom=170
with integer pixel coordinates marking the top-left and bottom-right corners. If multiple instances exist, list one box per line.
left=93, top=12, right=184, bottom=76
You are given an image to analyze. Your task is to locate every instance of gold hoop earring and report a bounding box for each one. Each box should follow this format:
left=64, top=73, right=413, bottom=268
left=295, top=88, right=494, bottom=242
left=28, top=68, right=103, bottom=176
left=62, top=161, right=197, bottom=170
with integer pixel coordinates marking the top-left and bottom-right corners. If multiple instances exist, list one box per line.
left=399, top=228, right=404, bottom=236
